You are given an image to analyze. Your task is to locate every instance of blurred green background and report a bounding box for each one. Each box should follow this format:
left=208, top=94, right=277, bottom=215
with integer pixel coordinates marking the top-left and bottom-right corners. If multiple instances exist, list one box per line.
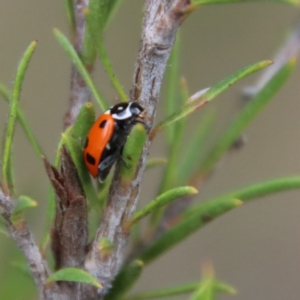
left=0, top=1, right=300, bottom=299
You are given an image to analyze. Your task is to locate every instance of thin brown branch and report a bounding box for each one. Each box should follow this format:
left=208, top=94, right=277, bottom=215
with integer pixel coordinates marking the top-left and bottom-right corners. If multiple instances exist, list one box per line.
left=83, top=0, right=191, bottom=298
left=0, top=189, right=60, bottom=300
left=64, top=0, right=91, bottom=129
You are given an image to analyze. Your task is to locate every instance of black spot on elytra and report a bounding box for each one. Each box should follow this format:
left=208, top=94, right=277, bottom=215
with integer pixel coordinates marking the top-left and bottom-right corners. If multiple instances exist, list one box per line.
left=84, top=137, right=89, bottom=149
left=99, top=120, right=107, bottom=128
left=86, top=153, right=96, bottom=165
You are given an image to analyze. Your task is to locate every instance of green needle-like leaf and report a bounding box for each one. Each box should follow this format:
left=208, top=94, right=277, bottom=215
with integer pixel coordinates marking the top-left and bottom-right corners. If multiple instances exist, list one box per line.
left=12, top=195, right=38, bottom=215
left=0, top=83, right=10, bottom=101
left=53, top=28, right=109, bottom=111
left=192, top=0, right=300, bottom=5
left=151, top=60, right=272, bottom=139
left=213, top=280, right=236, bottom=295
left=11, top=195, right=38, bottom=223
left=200, top=58, right=296, bottom=175
left=158, top=77, right=188, bottom=195
left=47, top=267, right=102, bottom=288
left=82, top=1, right=127, bottom=101
left=72, top=102, right=95, bottom=147
left=40, top=127, right=73, bottom=253
left=64, top=0, right=76, bottom=32
left=82, top=0, right=108, bottom=65
left=98, top=39, right=128, bottom=102
left=119, top=124, right=147, bottom=185
left=105, top=260, right=144, bottom=300
left=125, top=283, right=203, bottom=300
left=178, top=109, right=216, bottom=184
left=125, top=280, right=235, bottom=300
left=0, top=83, right=43, bottom=159
left=145, top=158, right=168, bottom=170
left=140, top=199, right=242, bottom=264
left=190, top=282, right=213, bottom=300
left=105, top=0, right=122, bottom=26
left=186, top=177, right=300, bottom=215
left=11, top=261, right=31, bottom=278
left=127, top=186, right=198, bottom=228
left=40, top=186, right=56, bottom=253
left=62, top=133, right=99, bottom=210
left=117, top=198, right=241, bottom=292
left=1, top=41, right=37, bottom=190
left=190, top=264, right=236, bottom=300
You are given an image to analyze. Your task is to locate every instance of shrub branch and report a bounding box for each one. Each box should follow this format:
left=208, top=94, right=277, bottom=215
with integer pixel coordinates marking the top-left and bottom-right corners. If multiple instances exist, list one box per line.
left=83, top=0, right=191, bottom=297
left=0, top=189, right=59, bottom=300
left=64, top=0, right=91, bottom=128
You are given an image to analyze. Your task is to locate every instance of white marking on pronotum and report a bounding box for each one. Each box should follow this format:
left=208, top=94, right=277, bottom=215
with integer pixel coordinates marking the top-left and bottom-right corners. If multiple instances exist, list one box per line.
left=112, top=103, right=132, bottom=120
left=106, top=143, right=111, bottom=150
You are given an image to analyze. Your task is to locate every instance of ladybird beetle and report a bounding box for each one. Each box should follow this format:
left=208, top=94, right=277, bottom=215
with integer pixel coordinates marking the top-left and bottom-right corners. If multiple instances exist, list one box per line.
left=83, top=101, right=145, bottom=182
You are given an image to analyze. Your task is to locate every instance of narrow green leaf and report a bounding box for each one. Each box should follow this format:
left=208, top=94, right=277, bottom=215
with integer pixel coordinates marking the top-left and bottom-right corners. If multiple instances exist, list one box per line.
left=190, top=263, right=236, bottom=300
left=190, top=276, right=214, bottom=300
left=154, top=80, right=189, bottom=231
left=82, top=0, right=108, bottom=65
left=158, top=78, right=188, bottom=195
left=82, top=0, right=124, bottom=102
left=213, top=280, right=236, bottom=295
left=97, top=177, right=111, bottom=212
left=40, top=126, right=74, bottom=253
left=200, top=58, right=296, bottom=175
left=64, top=0, right=76, bottom=32
left=0, top=83, right=43, bottom=159
left=127, top=186, right=198, bottom=228
left=186, top=177, right=300, bottom=215
left=125, top=283, right=201, bottom=300
left=11, top=195, right=37, bottom=223
left=53, top=28, right=109, bottom=111
left=105, top=260, right=144, bottom=300
left=151, top=60, right=272, bottom=139
left=0, top=82, right=10, bottom=100
left=83, top=0, right=128, bottom=101
left=139, top=199, right=242, bottom=264
left=190, top=263, right=218, bottom=300
left=62, top=133, right=99, bottom=210
left=6, top=150, right=14, bottom=195
left=11, top=261, right=31, bottom=278
left=178, top=109, right=216, bottom=184
left=105, top=0, right=122, bottom=26
left=192, top=0, right=300, bottom=5
left=125, top=280, right=236, bottom=300
left=54, top=126, right=73, bottom=168
left=12, top=195, right=38, bottom=215
left=98, top=39, right=128, bottom=102
left=145, top=158, right=168, bottom=170
left=119, top=124, right=147, bottom=185
left=72, top=102, right=95, bottom=147
left=2, top=41, right=37, bottom=190
left=119, top=198, right=242, bottom=299
left=47, top=267, right=102, bottom=288
left=40, top=186, right=56, bottom=253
